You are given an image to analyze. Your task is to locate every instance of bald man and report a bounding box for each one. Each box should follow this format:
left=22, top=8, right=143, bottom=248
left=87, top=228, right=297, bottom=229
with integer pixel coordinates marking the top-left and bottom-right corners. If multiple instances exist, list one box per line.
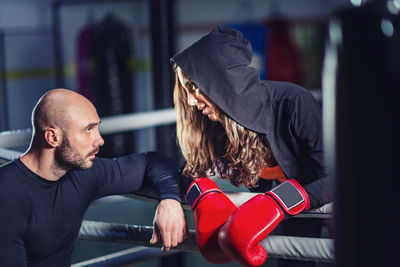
left=0, top=89, right=187, bottom=266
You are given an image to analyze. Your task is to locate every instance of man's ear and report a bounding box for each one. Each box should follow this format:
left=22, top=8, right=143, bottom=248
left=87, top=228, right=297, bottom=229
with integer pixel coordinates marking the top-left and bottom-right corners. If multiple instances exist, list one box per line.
left=44, top=127, right=62, bottom=147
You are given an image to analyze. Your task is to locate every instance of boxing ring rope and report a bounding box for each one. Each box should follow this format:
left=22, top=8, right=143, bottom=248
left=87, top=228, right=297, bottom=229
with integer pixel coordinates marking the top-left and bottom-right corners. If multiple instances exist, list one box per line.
left=73, top=203, right=333, bottom=267
left=0, top=108, right=176, bottom=148
left=76, top=219, right=334, bottom=266
left=0, top=108, right=334, bottom=266
left=71, top=246, right=180, bottom=267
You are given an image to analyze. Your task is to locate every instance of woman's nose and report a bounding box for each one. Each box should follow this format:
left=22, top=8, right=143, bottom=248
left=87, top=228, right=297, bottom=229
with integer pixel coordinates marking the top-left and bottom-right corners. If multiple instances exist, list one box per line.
left=187, top=92, right=198, bottom=106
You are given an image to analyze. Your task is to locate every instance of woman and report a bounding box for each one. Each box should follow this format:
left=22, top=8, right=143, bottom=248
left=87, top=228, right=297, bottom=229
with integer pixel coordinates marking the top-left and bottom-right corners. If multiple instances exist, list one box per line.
left=172, top=26, right=332, bottom=266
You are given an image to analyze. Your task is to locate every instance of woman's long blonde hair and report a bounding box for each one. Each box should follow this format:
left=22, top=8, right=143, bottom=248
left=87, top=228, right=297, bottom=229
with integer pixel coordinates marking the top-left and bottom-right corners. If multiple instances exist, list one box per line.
left=173, top=73, right=274, bottom=187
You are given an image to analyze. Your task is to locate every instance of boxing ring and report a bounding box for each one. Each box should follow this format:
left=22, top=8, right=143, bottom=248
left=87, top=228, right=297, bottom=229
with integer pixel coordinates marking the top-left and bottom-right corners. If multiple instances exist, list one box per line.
left=0, top=108, right=334, bottom=266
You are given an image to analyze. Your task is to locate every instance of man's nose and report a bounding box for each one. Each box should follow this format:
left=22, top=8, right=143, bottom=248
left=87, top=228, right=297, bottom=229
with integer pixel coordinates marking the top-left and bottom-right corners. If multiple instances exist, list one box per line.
left=95, top=131, right=104, bottom=147
left=97, top=137, right=104, bottom=147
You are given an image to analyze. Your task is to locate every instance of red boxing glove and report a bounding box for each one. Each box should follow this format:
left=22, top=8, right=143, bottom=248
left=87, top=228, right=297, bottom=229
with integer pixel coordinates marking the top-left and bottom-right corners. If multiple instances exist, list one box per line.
left=218, top=179, right=310, bottom=266
left=186, top=177, right=237, bottom=264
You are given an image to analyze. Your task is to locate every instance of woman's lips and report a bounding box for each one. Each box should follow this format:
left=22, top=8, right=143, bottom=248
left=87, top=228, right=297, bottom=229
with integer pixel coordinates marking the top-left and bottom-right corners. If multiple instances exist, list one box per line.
left=202, top=107, right=210, bottom=115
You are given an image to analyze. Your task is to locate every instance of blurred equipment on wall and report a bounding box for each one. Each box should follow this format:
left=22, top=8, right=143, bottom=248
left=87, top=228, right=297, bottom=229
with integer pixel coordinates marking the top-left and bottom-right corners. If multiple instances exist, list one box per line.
left=229, top=17, right=326, bottom=92
left=266, top=18, right=305, bottom=85
left=76, top=13, right=135, bottom=157
left=291, top=20, right=327, bottom=90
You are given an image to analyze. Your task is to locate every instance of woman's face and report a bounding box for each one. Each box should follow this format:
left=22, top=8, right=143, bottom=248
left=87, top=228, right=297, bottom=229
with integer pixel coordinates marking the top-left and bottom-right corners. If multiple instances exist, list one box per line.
left=176, top=66, right=219, bottom=122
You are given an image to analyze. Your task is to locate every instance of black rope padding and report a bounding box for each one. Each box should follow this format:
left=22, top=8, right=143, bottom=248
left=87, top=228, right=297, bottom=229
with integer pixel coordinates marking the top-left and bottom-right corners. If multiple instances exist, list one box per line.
left=78, top=220, right=197, bottom=251
left=78, top=220, right=334, bottom=263
left=72, top=246, right=179, bottom=267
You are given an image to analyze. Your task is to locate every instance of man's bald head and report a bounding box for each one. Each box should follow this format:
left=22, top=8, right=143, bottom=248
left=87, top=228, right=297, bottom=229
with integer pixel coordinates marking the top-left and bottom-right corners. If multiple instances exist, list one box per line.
left=23, top=88, right=104, bottom=176
left=32, top=89, right=97, bottom=136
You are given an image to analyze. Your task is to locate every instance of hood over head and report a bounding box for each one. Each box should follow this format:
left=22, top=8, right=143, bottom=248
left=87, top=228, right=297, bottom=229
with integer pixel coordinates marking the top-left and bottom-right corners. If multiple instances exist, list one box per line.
left=171, top=26, right=325, bottom=183
left=171, top=25, right=271, bottom=133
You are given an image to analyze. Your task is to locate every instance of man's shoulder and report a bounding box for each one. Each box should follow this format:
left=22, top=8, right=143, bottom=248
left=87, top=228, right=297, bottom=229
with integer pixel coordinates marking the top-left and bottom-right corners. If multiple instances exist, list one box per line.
left=0, top=160, right=19, bottom=177
left=0, top=161, right=35, bottom=213
left=0, top=160, right=29, bottom=189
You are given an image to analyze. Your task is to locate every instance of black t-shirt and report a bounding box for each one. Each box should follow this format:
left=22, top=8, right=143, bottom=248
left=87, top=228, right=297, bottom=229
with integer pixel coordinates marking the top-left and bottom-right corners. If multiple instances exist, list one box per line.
left=0, top=152, right=180, bottom=267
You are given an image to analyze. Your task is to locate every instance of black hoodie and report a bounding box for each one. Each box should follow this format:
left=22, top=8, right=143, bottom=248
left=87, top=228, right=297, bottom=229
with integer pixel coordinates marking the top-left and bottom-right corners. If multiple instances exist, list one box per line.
left=171, top=26, right=332, bottom=209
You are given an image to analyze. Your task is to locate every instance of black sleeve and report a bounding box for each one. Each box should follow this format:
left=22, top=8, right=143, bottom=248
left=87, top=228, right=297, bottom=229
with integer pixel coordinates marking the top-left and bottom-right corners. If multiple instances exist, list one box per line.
left=249, top=178, right=273, bottom=193
left=93, top=152, right=181, bottom=202
left=144, top=152, right=181, bottom=202
left=290, top=92, right=326, bottom=176
left=304, top=177, right=334, bottom=209
left=176, top=161, right=193, bottom=194
left=179, top=174, right=193, bottom=195
left=290, top=92, right=333, bottom=208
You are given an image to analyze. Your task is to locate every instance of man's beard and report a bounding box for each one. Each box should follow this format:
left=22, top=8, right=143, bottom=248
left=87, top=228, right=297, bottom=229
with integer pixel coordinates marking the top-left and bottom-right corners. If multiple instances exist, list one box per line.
left=53, top=136, right=98, bottom=172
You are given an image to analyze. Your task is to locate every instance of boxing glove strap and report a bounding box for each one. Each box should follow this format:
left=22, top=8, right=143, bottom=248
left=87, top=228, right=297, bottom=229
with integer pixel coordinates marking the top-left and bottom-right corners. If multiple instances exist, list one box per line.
left=266, top=179, right=310, bottom=216
left=186, top=178, right=222, bottom=210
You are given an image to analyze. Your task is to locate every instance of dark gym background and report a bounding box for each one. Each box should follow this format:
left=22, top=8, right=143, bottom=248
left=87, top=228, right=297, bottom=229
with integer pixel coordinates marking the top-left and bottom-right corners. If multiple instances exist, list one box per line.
left=1, top=0, right=398, bottom=267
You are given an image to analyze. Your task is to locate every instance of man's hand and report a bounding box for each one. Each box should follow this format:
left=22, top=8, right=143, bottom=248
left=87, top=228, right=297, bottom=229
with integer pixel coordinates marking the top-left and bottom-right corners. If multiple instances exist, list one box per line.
left=150, top=199, right=188, bottom=251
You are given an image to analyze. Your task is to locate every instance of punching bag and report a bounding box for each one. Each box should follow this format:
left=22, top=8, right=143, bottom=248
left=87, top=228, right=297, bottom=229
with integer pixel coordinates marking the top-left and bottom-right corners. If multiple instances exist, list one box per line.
left=323, top=1, right=400, bottom=266
left=76, top=24, right=95, bottom=101
left=91, top=15, right=135, bottom=157
left=266, top=18, right=305, bottom=85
